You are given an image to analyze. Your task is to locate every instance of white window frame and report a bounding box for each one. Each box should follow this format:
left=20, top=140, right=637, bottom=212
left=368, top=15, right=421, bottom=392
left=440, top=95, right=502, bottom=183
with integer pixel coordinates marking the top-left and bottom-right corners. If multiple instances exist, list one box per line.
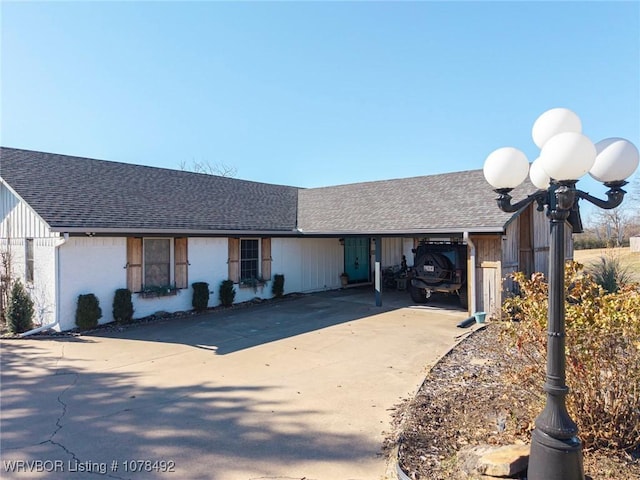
left=240, top=238, right=261, bottom=282
left=25, top=238, right=34, bottom=283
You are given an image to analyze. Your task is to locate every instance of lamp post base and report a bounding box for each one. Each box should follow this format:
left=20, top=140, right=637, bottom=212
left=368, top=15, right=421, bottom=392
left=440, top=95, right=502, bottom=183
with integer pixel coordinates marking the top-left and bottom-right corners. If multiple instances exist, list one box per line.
left=527, top=429, right=585, bottom=480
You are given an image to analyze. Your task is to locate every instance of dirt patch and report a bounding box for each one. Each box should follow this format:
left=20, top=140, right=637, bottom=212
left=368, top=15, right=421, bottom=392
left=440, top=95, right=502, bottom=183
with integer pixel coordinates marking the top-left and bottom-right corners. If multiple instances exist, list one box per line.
left=385, top=323, right=640, bottom=479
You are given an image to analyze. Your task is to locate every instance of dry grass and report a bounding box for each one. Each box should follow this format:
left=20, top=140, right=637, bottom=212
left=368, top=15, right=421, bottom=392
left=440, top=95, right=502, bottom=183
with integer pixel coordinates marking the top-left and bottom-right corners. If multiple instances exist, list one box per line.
left=574, top=247, right=640, bottom=282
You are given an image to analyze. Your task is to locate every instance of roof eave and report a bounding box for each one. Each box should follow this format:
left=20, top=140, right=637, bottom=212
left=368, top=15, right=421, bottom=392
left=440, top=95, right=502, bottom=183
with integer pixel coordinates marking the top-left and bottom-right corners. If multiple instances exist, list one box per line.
left=53, top=227, right=302, bottom=237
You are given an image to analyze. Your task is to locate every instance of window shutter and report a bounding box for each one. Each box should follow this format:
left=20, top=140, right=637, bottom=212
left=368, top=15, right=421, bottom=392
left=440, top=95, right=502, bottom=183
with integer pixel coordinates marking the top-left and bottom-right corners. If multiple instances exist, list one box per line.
left=261, top=237, right=272, bottom=280
left=174, top=237, right=188, bottom=289
left=127, top=237, right=143, bottom=292
left=228, top=238, right=240, bottom=283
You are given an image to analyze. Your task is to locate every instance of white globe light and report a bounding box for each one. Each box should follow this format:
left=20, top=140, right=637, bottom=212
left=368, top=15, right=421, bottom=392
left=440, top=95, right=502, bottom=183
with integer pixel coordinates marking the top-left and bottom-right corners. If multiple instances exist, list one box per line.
left=589, top=137, right=639, bottom=183
left=483, top=147, right=529, bottom=189
left=529, top=158, right=551, bottom=190
left=539, top=132, right=596, bottom=181
left=532, top=107, right=582, bottom=149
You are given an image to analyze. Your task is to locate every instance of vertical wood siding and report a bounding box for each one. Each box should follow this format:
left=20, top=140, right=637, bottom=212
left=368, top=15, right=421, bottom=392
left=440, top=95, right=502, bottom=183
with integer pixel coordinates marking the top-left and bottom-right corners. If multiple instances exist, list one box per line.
left=533, top=206, right=550, bottom=275
left=261, top=237, right=272, bottom=280
left=126, top=237, right=143, bottom=292
left=1, top=183, right=55, bottom=239
left=471, top=234, right=503, bottom=319
left=174, top=237, right=188, bottom=289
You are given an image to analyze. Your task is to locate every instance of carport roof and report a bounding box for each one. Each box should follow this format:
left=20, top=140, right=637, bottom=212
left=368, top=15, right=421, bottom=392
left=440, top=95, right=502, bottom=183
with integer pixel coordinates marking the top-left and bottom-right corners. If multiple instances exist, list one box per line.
left=1, top=147, right=527, bottom=235
left=298, top=170, right=531, bottom=235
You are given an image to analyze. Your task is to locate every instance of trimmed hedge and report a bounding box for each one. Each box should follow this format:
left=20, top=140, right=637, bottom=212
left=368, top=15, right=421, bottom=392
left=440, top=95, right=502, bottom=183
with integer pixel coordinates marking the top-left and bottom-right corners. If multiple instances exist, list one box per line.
left=272, top=274, right=285, bottom=298
left=192, top=282, right=210, bottom=311
left=75, top=293, right=102, bottom=330
left=113, top=288, right=134, bottom=324
left=219, top=279, right=235, bottom=307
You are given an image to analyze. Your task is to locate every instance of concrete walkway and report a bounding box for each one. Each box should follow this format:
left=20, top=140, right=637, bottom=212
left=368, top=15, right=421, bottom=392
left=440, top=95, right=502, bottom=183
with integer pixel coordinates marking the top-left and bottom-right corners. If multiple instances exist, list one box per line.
left=1, top=288, right=469, bottom=480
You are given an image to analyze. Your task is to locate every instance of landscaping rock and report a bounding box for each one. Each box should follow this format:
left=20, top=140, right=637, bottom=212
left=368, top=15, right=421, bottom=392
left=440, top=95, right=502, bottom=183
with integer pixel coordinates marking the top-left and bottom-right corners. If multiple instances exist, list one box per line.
left=458, top=444, right=530, bottom=478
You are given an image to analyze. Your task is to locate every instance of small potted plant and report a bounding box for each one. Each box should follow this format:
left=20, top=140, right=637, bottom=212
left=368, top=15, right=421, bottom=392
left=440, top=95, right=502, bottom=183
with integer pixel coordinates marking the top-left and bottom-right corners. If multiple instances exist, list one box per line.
left=340, top=272, right=349, bottom=287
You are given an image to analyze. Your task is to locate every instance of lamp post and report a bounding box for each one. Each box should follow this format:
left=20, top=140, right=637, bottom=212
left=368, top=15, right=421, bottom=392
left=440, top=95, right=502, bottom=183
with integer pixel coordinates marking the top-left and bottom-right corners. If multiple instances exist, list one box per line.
left=483, top=108, right=639, bottom=480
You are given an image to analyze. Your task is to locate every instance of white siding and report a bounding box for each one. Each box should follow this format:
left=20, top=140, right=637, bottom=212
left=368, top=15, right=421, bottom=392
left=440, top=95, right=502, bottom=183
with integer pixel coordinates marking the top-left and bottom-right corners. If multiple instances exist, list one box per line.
left=1, top=183, right=55, bottom=239
left=1, top=183, right=59, bottom=328
left=380, top=237, right=403, bottom=267
left=271, top=237, right=343, bottom=294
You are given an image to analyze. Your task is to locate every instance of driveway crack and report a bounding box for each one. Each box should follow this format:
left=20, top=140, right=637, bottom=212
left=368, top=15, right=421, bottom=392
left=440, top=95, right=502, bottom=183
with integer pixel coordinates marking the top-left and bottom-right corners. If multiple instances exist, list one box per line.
left=39, top=371, right=78, bottom=458
left=36, top=371, right=130, bottom=479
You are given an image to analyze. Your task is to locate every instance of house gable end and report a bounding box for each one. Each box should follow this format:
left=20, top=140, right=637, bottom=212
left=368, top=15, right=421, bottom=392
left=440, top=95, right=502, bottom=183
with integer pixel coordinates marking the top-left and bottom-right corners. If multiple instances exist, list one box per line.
left=1, top=179, right=55, bottom=239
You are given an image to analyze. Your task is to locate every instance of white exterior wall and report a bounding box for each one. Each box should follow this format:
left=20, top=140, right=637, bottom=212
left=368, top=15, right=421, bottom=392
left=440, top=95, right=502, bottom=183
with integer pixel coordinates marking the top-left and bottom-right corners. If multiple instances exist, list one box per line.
left=55, top=236, right=347, bottom=332
left=1, top=183, right=59, bottom=328
left=29, top=238, right=58, bottom=327
left=58, top=237, right=128, bottom=331
left=270, top=237, right=343, bottom=294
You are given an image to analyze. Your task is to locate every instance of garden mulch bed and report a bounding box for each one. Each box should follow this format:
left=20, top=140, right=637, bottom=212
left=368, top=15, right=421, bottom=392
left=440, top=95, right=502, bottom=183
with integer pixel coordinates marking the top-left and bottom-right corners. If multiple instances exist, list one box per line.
left=384, top=322, right=640, bottom=480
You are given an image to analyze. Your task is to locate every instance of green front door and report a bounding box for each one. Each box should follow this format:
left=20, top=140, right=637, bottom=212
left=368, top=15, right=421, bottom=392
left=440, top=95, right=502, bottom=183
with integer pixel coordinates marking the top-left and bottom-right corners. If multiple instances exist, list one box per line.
left=344, top=237, right=370, bottom=283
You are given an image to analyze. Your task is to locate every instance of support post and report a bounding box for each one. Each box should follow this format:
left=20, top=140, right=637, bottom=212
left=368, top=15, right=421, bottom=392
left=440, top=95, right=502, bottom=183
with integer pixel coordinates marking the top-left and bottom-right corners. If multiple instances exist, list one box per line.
left=375, top=236, right=382, bottom=307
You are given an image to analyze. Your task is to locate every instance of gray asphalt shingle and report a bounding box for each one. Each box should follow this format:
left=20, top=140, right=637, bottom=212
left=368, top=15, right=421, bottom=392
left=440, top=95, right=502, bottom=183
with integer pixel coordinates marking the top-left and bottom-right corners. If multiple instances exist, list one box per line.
left=297, top=170, right=527, bottom=234
left=0, top=147, right=299, bottom=233
left=1, top=147, right=524, bottom=235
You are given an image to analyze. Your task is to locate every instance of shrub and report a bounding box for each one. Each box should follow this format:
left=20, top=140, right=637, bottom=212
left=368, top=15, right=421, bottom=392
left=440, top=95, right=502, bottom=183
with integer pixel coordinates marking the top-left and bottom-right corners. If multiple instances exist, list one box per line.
left=501, top=262, right=640, bottom=452
left=112, top=288, right=133, bottom=324
left=192, top=282, right=210, bottom=311
left=587, top=252, right=632, bottom=294
left=6, top=279, right=34, bottom=334
left=219, top=279, right=235, bottom=307
left=272, top=274, right=285, bottom=298
left=75, top=293, right=102, bottom=330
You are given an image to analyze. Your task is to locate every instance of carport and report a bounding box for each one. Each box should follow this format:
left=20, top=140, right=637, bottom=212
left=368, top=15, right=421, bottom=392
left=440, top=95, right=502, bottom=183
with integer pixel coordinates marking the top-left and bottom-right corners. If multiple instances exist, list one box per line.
left=297, top=169, right=569, bottom=319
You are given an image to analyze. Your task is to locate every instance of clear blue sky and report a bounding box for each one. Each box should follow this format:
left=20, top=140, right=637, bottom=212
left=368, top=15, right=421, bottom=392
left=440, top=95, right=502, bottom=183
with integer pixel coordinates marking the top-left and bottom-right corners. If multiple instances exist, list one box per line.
left=2, top=1, right=639, bottom=206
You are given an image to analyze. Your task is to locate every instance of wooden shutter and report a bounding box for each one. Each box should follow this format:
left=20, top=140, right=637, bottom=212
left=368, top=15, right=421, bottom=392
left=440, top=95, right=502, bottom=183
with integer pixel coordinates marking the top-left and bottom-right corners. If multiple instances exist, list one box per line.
left=127, top=237, right=143, bottom=292
left=174, top=237, right=188, bottom=289
left=261, top=237, right=272, bottom=280
left=228, top=238, right=240, bottom=283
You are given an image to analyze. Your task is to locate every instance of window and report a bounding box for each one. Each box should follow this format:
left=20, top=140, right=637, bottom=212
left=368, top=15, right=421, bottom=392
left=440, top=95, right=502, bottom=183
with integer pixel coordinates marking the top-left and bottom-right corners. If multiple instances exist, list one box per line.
left=227, top=238, right=271, bottom=284
left=144, top=238, right=171, bottom=288
left=126, top=237, right=188, bottom=292
left=25, top=238, right=34, bottom=283
left=240, top=239, right=259, bottom=281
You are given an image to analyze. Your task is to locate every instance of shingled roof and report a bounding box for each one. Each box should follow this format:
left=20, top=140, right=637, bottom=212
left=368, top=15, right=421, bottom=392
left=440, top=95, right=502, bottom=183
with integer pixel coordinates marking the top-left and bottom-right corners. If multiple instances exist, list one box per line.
left=297, top=170, right=530, bottom=235
left=1, top=147, right=526, bottom=236
left=0, top=147, right=299, bottom=234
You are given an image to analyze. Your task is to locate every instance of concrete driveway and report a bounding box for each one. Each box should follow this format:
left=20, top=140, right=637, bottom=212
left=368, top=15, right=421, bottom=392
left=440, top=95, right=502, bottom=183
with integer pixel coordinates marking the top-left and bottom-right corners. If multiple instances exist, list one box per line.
left=1, top=288, right=469, bottom=480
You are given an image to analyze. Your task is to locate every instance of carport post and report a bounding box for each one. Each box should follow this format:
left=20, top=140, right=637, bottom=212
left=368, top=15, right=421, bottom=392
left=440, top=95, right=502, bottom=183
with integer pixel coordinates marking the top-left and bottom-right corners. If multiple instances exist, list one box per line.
left=375, top=236, right=382, bottom=306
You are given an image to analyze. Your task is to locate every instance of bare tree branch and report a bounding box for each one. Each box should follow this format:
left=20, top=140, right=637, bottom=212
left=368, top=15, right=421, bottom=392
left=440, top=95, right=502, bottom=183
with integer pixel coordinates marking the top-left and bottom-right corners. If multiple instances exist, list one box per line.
left=179, top=158, right=238, bottom=178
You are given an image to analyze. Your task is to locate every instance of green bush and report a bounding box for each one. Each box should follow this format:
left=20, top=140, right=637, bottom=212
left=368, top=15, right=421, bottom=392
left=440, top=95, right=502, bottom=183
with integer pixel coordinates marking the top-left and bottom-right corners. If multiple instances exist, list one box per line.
left=6, top=279, right=34, bottom=334
left=112, top=288, right=133, bottom=324
left=75, top=293, right=102, bottom=330
left=219, top=279, right=235, bottom=307
left=272, top=274, right=285, bottom=298
left=501, top=262, right=640, bottom=452
left=192, top=282, right=210, bottom=311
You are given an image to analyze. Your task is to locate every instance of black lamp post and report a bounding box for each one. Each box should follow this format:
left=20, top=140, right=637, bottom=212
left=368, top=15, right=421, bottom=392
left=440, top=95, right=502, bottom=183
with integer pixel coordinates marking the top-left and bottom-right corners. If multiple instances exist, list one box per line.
left=483, top=108, right=639, bottom=480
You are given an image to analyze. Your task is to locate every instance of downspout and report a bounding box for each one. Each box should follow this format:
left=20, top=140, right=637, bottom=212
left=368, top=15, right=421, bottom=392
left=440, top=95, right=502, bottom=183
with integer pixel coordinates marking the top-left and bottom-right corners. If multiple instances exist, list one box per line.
left=20, top=233, right=68, bottom=337
left=463, top=232, right=477, bottom=315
